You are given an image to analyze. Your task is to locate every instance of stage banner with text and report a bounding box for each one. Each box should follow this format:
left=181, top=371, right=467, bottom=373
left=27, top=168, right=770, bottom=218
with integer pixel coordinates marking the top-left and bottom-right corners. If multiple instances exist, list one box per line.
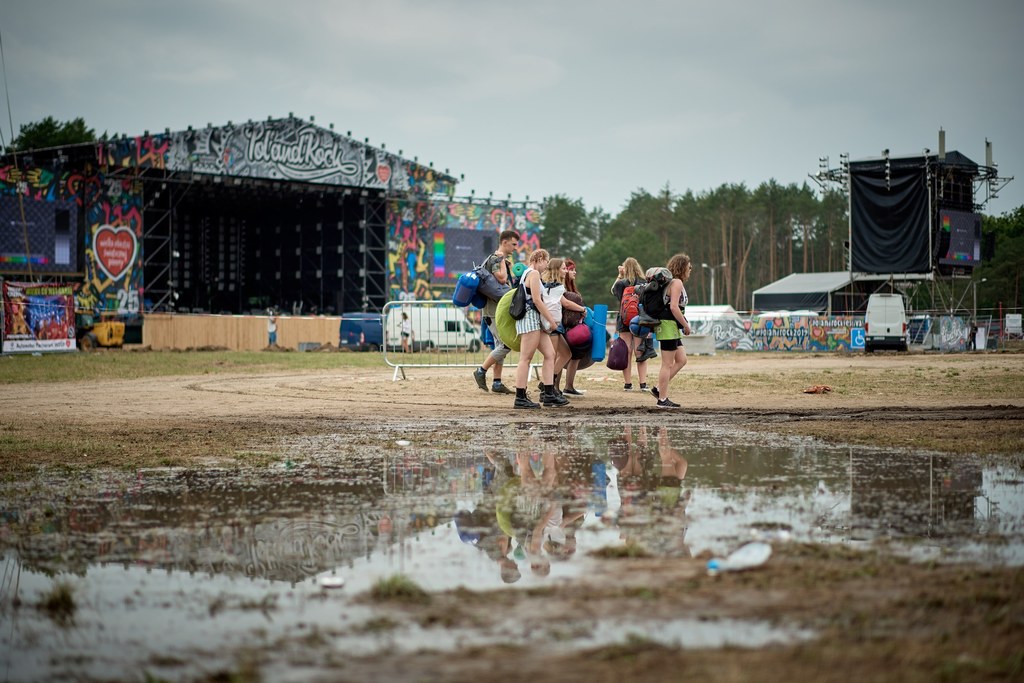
left=1, top=280, right=76, bottom=353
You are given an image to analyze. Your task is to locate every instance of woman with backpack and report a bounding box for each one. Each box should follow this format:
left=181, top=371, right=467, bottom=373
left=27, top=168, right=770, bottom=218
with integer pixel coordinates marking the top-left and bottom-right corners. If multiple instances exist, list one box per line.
left=651, top=253, right=693, bottom=408
left=513, top=249, right=574, bottom=409
left=611, top=257, right=652, bottom=392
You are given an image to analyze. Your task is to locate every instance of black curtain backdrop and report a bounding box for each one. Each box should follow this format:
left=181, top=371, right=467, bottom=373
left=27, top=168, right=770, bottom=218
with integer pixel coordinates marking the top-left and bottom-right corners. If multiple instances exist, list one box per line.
left=850, top=158, right=931, bottom=273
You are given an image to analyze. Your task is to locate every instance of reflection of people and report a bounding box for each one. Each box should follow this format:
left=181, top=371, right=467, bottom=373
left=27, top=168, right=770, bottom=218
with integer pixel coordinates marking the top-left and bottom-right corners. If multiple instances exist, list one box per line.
left=401, top=312, right=412, bottom=353
left=267, top=312, right=278, bottom=347
left=473, top=230, right=520, bottom=394
left=968, top=320, right=978, bottom=351
left=610, top=425, right=692, bottom=557
left=653, top=254, right=693, bottom=408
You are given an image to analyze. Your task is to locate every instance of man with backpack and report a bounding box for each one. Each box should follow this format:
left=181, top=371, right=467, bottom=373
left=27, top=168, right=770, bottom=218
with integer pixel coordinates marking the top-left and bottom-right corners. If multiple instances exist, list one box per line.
left=473, top=230, right=520, bottom=394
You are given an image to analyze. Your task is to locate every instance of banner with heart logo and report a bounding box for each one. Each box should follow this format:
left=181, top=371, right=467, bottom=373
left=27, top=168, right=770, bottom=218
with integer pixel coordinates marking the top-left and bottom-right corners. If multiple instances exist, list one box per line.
left=94, top=225, right=139, bottom=282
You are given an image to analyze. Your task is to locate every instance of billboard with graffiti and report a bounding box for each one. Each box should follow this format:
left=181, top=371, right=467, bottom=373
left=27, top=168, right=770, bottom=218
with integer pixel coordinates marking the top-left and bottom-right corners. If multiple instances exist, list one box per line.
left=98, top=118, right=456, bottom=196
left=79, top=178, right=144, bottom=319
left=1, top=280, right=76, bottom=353
left=388, top=199, right=542, bottom=301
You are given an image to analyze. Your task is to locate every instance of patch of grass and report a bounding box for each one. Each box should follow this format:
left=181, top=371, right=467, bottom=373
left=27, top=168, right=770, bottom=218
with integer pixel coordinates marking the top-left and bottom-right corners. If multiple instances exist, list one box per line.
left=0, top=350, right=385, bottom=385
left=37, top=581, right=76, bottom=625
left=369, top=574, right=430, bottom=604
left=353, top=616, right=401, bottom=633
left=594, top=634, right=669, bottom=661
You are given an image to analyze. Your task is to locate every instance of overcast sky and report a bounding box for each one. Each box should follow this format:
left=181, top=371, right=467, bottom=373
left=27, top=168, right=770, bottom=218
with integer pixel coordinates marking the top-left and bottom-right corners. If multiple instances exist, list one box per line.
left=2, top=0, right=1022, bottom=216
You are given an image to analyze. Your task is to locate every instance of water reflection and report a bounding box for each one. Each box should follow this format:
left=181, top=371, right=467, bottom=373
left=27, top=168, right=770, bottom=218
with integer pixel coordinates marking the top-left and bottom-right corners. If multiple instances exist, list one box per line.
left=0, top=425, right=1020, bottom=592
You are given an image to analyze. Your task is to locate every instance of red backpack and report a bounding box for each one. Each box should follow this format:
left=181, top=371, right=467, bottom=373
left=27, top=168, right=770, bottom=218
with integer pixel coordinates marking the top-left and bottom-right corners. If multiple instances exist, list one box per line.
left=619, top=284, right=640, bottom=325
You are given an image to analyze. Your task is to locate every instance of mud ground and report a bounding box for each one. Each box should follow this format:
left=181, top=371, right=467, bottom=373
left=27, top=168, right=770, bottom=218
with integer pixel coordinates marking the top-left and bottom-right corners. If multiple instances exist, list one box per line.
left=2, top=351, right=1023, bottom=681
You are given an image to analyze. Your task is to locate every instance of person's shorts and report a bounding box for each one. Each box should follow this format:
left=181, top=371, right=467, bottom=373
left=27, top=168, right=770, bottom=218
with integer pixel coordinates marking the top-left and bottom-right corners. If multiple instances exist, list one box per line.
left=660, top=337, right=683, bottom=351
left=516, top=307, right=543, bottom=335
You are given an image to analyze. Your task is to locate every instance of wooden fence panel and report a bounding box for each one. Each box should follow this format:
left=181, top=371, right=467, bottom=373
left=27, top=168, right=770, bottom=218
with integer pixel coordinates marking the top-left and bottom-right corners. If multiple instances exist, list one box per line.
left=142, top=314, right=341, bottom=351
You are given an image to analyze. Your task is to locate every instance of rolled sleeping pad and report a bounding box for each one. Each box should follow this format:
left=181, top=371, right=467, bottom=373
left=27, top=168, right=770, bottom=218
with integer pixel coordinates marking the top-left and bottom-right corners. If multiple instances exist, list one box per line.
left=470, top=291, right=488, bottom=310
left=511, top=261, right=527, bottom=278
left=452, top=271, right=480, bottom=307
left=589, top=304, right=608, bottom=361
left=494, top=288, right=521, bottom=351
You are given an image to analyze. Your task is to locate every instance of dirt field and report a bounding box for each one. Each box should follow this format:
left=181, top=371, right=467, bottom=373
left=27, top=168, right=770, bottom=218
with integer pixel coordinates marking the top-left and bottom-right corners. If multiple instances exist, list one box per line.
left=2, top=350, right=1023, bottom=682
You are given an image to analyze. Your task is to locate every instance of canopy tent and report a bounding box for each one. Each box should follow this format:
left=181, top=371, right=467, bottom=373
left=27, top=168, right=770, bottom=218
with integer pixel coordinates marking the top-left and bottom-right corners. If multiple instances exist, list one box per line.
left=751, top=272, right=853, bottom=314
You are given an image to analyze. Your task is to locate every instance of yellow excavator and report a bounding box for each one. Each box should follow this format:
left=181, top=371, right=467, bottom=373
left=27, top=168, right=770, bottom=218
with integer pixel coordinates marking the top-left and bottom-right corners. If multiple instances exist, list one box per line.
left=76, top=310, right=125, bottom=351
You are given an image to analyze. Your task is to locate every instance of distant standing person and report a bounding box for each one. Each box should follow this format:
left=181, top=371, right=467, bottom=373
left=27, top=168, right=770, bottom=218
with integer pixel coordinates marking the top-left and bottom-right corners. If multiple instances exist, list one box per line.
left=267, top=311, right=278, bottom=347
left=401, top=312, right=412, bottom=353
left=652, top=253, right=693, bottom=408
left=473, top=230, right=520, bottom=395
left=611, top=257, right=651, bottom=392
left=968, top=320, right=978, bottom=351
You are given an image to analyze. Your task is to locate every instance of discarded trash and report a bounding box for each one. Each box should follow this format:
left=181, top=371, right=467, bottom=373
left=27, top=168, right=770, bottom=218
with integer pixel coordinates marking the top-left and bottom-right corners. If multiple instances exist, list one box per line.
left=803, top=385, right=833, bottom=394
left=750, top=528, right=792, bottom=543
left=707, top=542, right=772, bottom=575
left=395, top=440, right=412, bottom=447
left=318, top=576, right=345, bottom=589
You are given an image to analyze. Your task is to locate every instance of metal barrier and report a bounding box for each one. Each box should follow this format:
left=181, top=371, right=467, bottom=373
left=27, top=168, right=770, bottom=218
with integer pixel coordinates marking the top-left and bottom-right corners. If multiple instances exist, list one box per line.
left=382, top=300, right=540, bottom=381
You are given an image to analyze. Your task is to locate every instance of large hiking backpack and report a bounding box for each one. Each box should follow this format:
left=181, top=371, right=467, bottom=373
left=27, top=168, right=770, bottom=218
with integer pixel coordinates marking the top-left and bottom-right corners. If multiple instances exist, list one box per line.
left=638, top=267, right=674, bottom=320
left=618, top=283, right=641, bottom=326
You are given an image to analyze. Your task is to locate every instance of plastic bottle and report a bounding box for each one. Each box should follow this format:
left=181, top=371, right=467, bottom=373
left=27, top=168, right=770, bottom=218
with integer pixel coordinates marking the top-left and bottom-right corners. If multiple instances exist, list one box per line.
left=706, top=541, right=772, bottom=575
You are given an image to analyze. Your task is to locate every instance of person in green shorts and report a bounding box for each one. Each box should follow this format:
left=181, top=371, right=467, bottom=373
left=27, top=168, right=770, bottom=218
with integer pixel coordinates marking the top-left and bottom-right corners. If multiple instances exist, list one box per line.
left=652, top=253, right=693, bottom=408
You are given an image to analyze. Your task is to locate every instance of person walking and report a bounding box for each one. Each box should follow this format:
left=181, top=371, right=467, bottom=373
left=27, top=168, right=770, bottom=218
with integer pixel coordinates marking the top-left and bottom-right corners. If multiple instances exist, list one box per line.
left=651, top=253, right=693, bottom=408
left=538, top=258, right=587, bottom=400
left=561, top=259, right=587, bottom=396
left=473, top=230, right=520, bottom=394
left=513, top=249, right=569, bottom=409
left=611, top=257, right=651, bottom=392
left=400, top=312, right=412, bottom=353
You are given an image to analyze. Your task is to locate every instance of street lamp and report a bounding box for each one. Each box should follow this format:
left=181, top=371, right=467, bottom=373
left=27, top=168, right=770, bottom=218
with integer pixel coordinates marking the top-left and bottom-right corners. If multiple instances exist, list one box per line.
left=702, top=262, right=727, bottom=306
left=973, top=277, right=987, bottom=321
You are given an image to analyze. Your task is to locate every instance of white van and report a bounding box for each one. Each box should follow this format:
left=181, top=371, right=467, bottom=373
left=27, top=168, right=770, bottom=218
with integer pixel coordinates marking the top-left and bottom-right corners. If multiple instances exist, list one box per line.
left=864, top=293, right=908, bottom=352
left=385, top=304, right=481, bottom=352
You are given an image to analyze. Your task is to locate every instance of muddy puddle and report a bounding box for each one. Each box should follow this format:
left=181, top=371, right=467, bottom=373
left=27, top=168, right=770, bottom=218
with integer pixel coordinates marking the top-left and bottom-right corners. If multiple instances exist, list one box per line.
left=2, top=422, right=1022, bottom=681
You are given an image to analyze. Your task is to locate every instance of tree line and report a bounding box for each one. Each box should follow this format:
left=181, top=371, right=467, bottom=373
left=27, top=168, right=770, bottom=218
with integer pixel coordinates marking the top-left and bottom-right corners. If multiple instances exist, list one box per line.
left=541, top=187, right=1023, bottom=314
left=6, top=116, right=1021, bottom=313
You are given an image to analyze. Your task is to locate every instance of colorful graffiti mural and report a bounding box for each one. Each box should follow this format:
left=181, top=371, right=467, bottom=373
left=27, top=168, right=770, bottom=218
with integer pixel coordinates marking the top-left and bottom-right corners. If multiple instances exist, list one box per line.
left=78, top=177, right=145, bottom=319
left=387, top=199, right=542, bottom=301
left=747, top=314, right=865, bottom=352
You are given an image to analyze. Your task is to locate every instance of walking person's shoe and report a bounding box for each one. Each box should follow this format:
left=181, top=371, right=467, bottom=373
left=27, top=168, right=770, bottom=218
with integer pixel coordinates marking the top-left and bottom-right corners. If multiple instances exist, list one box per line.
left=473, top=368, right=489, bottom=392
left=563, top=387, right=586, bottom=396
left=651, top=386, right=660, bottom=400
left=639, top=383, right=650, bottom=392
left=623, top=383, right=633, bottom=392
left=656, top=397, right=680, bottom=408
left=514, top=393, right=540, bottom=409
left=541, top=390, right=570, bottom=407
left=491, top=382, right=514, bottom=395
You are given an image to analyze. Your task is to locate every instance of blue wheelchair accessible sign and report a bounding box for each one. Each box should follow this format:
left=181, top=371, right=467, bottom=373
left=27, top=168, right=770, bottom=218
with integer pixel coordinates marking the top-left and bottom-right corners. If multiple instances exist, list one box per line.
left=851, top=327, right=865, bottom=349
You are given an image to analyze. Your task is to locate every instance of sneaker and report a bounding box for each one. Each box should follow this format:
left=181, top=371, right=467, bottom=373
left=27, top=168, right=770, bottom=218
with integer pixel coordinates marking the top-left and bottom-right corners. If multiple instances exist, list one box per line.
left=491, top=382, right=514, bottom=395
left=473, top=368, right=488, bottom=392
left=657, top=398, right=680, bottom=408
left=639, top=383, right=650, bottom=392
left=563, top=388, right=586, bottom=396
left=514, top=395, right=540, bottom=409
left=651, top=386, right=660, bottom=399
left=542, top=392, right=570, bottom=407
left=623, top=383, right=633, bottom=392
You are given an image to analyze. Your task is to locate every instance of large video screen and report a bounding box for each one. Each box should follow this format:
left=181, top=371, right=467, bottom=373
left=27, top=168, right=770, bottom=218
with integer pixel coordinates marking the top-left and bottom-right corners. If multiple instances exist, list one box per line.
left=0, top=197, right=79, bottom=274
left=431, top=228, right=495, bottom=282
left=938, top=209, right=981, bottom=267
